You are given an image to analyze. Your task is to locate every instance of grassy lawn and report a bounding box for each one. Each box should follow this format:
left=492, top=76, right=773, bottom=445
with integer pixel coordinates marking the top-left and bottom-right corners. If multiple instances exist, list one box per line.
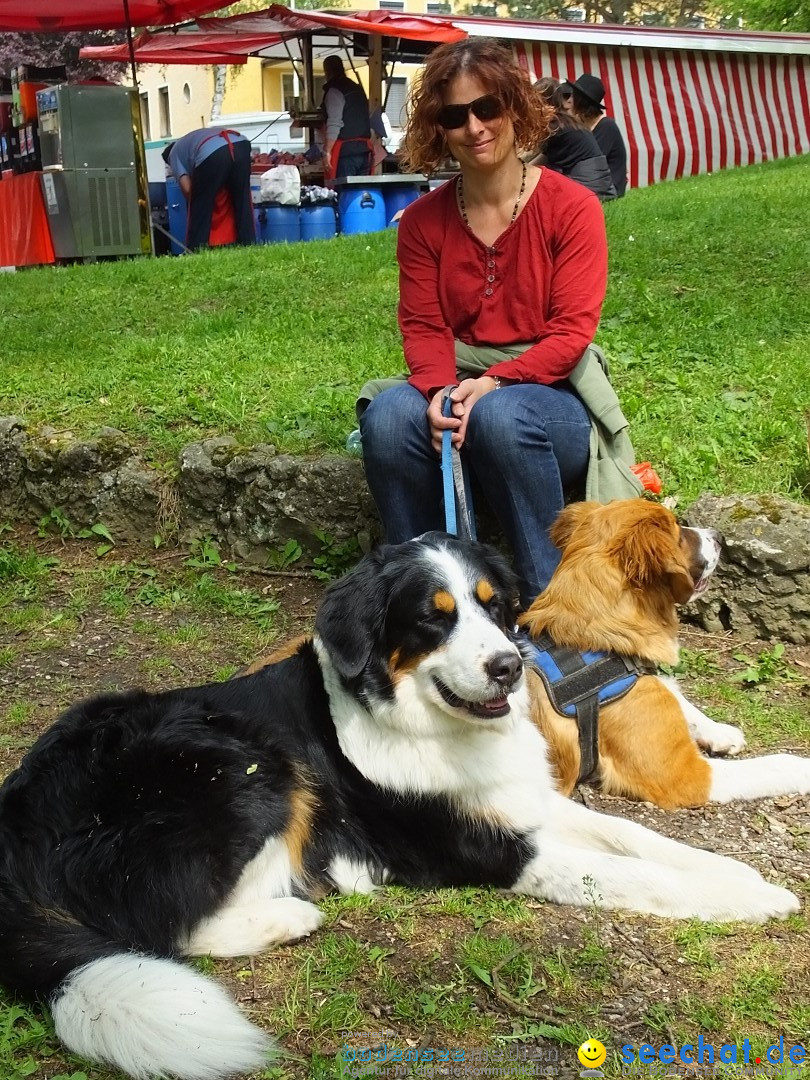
left=1, top=156, right=808, bottom=505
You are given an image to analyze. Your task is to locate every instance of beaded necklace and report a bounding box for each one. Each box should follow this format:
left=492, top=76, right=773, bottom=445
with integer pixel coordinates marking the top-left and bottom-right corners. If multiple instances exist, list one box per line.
left=457, top=160, right=527, bottom=231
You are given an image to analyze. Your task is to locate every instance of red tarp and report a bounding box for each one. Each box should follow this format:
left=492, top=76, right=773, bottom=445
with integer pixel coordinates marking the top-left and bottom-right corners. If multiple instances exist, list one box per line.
left=80, top=28, right=278, bottom=64
left=0, top=173, right=55, bottom=267
left=0, top=0, right=228, bottom=33
left=80, top=4, right=465, bottom=63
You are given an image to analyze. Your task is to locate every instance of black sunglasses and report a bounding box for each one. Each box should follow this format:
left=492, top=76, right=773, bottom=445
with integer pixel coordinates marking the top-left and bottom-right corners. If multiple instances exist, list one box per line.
left=436, top=94, right=504, bottom=130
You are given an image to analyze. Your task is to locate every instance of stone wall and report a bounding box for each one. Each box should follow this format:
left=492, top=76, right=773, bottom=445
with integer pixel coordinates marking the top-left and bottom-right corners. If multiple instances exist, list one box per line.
left=1, top=417, right=808, bottom=642
left=0, top=417, right=377, bottom=561
left=685, top=493, right=809, bottom=645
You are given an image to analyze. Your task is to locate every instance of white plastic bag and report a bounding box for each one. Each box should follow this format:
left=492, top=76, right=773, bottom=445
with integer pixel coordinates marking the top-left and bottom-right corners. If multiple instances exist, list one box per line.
left=260, top=165, right=301, bottom=206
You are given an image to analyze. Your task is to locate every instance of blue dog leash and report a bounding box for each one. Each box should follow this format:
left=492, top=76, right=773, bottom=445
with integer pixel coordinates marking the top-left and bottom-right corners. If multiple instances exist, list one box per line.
left=440, top=387, right=477, bottom=542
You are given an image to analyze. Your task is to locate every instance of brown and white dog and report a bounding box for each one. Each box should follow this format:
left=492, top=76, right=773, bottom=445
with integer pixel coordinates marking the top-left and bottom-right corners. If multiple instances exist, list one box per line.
left=520, top=499, right=810, bottom=809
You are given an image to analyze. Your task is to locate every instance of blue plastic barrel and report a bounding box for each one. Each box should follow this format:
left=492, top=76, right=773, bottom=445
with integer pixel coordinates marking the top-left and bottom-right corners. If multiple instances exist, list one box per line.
left=338, top=187, right=385, bottom=235
left=165, top=176, right=187, bottom=255
left=383, top=185, right=420, bottom=226
left=256, top=205, right=300, bottom=244
left=300, top=203, right=338, bottom=242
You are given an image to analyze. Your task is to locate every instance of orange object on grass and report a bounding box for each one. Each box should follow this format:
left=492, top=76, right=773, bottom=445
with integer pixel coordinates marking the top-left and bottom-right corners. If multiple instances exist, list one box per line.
left=630, top=462, right=663, bottom=494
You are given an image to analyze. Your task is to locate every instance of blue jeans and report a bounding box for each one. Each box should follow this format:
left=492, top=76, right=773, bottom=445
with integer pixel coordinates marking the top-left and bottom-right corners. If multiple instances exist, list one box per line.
left=360, top=382, right=591, bottom=607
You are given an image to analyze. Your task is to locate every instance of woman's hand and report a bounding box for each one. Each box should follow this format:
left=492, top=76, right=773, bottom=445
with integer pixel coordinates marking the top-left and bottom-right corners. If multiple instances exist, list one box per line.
left=427, top=376, right=497, bottom=454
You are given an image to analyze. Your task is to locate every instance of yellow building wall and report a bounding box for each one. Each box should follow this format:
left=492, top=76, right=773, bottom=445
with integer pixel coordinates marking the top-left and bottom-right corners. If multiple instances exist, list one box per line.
left=136, top=64, right=213, bottom=139
left=222, top=59, right=266, bottom=113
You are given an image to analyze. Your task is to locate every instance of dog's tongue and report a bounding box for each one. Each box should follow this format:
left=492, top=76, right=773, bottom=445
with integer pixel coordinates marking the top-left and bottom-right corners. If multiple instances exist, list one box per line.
left=692, top=574, right=710, bottom=597
left=481, top=696, right=508, bottom=712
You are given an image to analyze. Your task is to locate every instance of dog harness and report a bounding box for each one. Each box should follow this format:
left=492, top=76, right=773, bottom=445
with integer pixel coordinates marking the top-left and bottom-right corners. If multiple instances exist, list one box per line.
left=528, top=632, right=656, bottom=785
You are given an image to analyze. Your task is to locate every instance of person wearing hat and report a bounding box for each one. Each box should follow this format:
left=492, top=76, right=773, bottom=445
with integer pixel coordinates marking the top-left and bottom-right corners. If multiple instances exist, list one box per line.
left=531, top=77, right=616, bottom=201
left=565, top=74, right=628, bottom=198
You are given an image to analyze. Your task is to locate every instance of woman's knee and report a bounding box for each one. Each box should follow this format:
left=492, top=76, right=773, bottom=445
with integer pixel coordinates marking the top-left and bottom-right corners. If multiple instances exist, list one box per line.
left=360, top=385, right=427, bottom=463
left=466, top=389, right=549, bottom=461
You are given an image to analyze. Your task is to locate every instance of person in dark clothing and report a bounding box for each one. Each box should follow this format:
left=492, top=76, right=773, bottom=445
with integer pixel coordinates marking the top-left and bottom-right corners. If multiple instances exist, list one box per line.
left=531, top=77, right=616, bottom=201
left=565, top=73, right=628, bottom=198
left=320, top=55, right=373, bottom=179
left=162, top=127, right=255, bottom=250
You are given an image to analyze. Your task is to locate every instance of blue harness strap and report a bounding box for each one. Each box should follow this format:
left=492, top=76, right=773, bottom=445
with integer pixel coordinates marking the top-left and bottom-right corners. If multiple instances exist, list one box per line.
left=441, top=388, right=476, bottom=541
left=528, top=632, right=652, bottom=785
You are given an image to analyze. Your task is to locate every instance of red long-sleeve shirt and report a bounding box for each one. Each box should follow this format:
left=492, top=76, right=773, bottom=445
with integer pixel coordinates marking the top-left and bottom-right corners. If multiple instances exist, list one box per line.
left=396, top=168, right=608, bottom=397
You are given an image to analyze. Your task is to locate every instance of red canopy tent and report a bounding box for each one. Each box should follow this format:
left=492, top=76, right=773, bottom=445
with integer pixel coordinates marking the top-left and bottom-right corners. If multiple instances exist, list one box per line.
left=0, top=0, right=228, bottom=32
left=198, top=5, right=466, bottom=44
left=79, top=4, right=465, bottom=64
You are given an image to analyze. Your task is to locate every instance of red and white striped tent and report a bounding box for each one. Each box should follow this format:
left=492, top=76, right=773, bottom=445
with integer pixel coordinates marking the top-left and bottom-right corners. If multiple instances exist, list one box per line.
left=454, top=16, right=810, bottom=189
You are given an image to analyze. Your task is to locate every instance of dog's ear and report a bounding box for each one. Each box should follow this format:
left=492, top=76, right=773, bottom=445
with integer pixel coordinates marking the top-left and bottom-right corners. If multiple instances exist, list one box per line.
left=549, top=502, right=601, bottom=552
left=314, top=548, right=393, bottom=681
left=477, top=542, right=521, bottom=621
left=617, top=515, right=694, bottom=602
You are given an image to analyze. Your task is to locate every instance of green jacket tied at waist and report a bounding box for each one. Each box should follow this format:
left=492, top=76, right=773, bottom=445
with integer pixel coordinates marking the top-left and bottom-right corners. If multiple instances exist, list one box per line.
left=357, top=343, right=643, bottom=504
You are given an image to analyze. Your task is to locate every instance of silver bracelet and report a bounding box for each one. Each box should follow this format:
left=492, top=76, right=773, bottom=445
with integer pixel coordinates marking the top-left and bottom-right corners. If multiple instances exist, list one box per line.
left=493, top=376, right=502, bottom=390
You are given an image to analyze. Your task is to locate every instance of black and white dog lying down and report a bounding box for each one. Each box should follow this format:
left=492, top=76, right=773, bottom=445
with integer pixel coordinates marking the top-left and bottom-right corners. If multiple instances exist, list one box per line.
left=0, top=533, right=799, bottom=1080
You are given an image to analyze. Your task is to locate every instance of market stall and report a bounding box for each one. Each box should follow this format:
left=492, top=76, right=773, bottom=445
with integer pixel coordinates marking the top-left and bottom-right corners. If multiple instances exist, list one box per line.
left=0, top=0, right=230, bottom=266
left=80, top=6, right=462, bottom=247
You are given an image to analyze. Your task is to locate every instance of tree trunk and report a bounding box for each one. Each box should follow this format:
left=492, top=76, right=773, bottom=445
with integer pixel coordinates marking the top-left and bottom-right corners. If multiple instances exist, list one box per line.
left=210, top=65, right=226, bottom=123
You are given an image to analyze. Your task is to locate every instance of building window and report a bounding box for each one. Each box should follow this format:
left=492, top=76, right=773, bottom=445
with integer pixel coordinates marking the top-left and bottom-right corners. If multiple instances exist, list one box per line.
left=384, top=76, right=408, bottom=129
left=285, top=70, right=328, bottom=109
left=183, top=82, right=192, bottom=104
left=139, top=92, right=151, bottom=141
left=282, top=72, right=297, bottom=110
left=426, top=1, right=451, bottom=11
left=467, top=3, right=497, bottom=13
left=379, top=0, right=405, bottom=9
left=158, top=86, right=170, bottom=138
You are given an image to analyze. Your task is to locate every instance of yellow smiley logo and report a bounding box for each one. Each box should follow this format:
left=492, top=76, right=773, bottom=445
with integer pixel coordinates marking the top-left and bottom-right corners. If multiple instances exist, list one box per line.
left=577, top=1039, right=607, bottom=1069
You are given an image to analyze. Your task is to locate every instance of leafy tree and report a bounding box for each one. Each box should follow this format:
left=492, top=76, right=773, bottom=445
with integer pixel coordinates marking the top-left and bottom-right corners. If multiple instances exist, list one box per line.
left=502, top=0, right=736, bottom=25
left=730, top=0, right=810, bottom=30
left=0, top=32, right=126, bottom=82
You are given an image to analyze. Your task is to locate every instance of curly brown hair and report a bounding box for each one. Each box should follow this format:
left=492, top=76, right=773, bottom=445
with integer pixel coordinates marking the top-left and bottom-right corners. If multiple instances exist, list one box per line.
left=400, top=38, right=552, bottom=175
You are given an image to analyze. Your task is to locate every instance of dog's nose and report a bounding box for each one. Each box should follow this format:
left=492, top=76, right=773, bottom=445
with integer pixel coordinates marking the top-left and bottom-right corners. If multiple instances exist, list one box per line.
left=485, top=651, right=522, bottom=687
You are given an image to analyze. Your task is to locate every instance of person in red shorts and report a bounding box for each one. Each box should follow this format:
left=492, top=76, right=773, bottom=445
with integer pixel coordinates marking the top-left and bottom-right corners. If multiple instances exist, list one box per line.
left=358, top=39, right=637, bottom=607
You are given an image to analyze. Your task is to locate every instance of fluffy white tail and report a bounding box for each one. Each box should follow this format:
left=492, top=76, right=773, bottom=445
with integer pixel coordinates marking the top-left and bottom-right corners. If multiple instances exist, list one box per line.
left=51, top=953, right=273, bottom=1080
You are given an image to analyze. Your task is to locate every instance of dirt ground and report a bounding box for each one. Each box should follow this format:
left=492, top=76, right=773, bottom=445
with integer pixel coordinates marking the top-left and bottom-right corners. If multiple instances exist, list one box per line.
left=1, top=531, right=808, bottom=1080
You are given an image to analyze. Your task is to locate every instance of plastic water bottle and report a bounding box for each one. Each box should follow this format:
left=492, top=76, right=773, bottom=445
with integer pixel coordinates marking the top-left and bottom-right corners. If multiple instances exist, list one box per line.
left=345, top=429, right=363, bottom=457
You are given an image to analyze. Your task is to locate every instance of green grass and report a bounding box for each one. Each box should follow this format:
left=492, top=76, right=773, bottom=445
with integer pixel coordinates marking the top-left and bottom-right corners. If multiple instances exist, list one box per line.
left=1, top=157, right=808, bottom=504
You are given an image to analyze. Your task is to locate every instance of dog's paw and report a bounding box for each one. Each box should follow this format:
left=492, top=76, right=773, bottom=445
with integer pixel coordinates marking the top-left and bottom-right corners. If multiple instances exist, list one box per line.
left=272, top=897, right=325, bottom=941
left=698, top=721, right=746, bottom=757
left=733, top=882, right=801, bottom=924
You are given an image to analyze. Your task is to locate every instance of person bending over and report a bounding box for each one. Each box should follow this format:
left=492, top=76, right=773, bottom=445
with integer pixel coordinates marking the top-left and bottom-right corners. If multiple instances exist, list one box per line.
left=163, top=126, right=255, bottom=250
left=358, top=39, right=639, bottom=608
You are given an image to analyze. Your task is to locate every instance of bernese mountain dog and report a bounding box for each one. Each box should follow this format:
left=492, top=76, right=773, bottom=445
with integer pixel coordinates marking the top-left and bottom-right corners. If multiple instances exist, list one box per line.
left=0, top=532, right=799, bottom=1080
left=521, top=500, right=810, bottom=807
